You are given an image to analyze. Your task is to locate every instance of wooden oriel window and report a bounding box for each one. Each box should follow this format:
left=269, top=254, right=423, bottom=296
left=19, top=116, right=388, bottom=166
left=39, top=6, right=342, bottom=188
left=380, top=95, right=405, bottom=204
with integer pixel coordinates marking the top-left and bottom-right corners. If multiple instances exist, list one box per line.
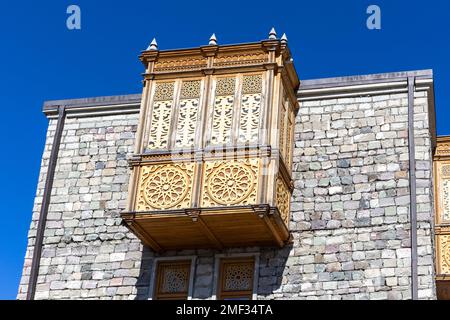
left=217, top=257, right=255, bottom=300
left=154, top=260, right=192, bottom=300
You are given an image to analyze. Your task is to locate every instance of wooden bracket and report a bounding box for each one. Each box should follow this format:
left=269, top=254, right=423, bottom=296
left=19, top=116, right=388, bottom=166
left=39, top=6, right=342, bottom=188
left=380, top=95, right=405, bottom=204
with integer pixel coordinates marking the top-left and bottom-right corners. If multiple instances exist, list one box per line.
left=251, top=204, right=270, bottom=218
left=130, top=221, right=164, bottom=253
left=186, top=209, right=223, bottom=250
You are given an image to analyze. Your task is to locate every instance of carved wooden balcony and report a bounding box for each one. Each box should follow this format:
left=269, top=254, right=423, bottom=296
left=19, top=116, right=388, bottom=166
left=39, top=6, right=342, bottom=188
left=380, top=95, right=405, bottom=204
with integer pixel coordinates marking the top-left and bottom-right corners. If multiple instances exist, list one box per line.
left=434, top=136, right=450, bottom=298
left=121, top=35, right=300, bottom=252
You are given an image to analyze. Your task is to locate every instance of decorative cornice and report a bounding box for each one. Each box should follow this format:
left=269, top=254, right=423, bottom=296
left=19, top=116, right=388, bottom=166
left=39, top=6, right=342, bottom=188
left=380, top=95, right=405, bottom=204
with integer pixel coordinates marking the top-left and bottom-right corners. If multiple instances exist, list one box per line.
left=213, top=50, right=268, bottom=68
left=153, top=55, right=208, bottom=73
left=128, top=145, right=274, bottom=167
left=138, top=40, right=299, bottom=84
left=436, top=136, right=450, bottom=158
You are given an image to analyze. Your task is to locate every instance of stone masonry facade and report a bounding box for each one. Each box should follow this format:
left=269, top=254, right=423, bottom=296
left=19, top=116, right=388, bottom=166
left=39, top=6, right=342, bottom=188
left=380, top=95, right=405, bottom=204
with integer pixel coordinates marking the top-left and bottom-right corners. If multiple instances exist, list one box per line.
left=18, top=74, right=437, bottom=300
left=289, top=90, right=435, bottom=299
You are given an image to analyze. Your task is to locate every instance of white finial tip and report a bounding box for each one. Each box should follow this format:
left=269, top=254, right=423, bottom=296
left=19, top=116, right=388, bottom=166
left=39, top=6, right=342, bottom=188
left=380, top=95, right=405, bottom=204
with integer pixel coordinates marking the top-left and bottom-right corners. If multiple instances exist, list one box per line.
left=281, top=33, right=288, bottom=42
left=269, top=27, right=277, bottom=40
left=147, top=38, right=158, bottom=51
left=209, top=33, right=217, bottom=45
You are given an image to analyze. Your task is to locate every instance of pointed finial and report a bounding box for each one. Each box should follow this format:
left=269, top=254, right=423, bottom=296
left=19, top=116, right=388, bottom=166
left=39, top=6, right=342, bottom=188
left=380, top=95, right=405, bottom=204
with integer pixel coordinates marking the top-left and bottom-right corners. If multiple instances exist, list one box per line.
left=209, top=33, right=217, bottom=45
left=268, top=27, right=277, bottom=40
left=147, top=38, right=158, bottom=51
left=281, top=33, right=288, bottom=43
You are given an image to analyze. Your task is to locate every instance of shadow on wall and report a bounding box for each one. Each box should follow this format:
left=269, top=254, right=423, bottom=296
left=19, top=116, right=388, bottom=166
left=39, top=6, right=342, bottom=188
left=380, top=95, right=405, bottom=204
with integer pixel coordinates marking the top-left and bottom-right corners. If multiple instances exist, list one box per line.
left=258, top=245, right=292, bottom=298
left=133, top=244, right=292, bottom=300
left=134, top=246, right=154, bottom=300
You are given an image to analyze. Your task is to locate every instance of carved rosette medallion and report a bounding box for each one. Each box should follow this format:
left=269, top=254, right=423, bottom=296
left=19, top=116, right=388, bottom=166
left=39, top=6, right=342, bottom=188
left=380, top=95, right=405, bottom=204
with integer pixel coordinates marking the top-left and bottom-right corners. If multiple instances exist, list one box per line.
left=144, top=167, right=188, bottom=208
left=207, top=163, right=254, bottom=204
left=202, top=159, right=259, bottom=207
left=137, top=163, right=194, bottom=211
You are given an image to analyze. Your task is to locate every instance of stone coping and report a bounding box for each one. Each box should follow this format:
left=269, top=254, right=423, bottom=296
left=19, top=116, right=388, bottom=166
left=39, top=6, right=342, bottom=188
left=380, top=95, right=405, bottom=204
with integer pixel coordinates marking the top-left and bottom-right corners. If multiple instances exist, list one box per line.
left=42, top=69, right=434, bottom=118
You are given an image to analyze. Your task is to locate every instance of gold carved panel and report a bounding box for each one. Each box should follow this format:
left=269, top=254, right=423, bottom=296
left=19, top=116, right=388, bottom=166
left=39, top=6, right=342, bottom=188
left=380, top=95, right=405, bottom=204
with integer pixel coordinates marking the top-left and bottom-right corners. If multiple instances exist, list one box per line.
left=436, top=143, right=450, bottom=157
left=443, top=165, right=450, bottom=178
left=154, top=56, right=207, bottom=73
left=238, top=75, right=262, bottom=144
left=175, top=80, right=201, bottom=148
left=153, top=82, right=175, bottom=101
left=279, top=96, right=287, bottom=161
left=214, top=51, right=267, bottom=67
left=210, top=77, right=236, bottom=145
left=148, top=82, right=175, bottom=150
left=242, top=74, right=263, bottom=94
left=285, top=106, right=294, bottom=172
left=438, top=235, right=450, bottom=275
left=437, top=163, right=450, bottom=224
left=201, top=158, right=259, bottom=207
left=278, top=93, right=294, bottom=173
left=136, top=163, right=195, bottom=211
left=276, top=177, right=290, bottom=226
left=443, top=178, right=450, bottom=222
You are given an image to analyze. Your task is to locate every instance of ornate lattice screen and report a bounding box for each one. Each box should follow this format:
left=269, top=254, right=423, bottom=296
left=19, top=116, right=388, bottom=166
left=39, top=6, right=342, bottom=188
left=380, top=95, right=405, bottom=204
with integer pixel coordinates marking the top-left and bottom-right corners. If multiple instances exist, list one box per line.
left=218, top=258, right=255, bottom=300
left=154, top=260, right=191, bottom=300
left=147, top=79, right=204, bottom=151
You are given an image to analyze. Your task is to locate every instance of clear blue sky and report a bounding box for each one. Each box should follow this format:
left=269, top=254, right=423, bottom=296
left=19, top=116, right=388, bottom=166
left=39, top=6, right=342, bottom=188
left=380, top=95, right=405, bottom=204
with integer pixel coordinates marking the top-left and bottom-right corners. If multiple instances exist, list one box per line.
left=0, top=0, right=448, bottom=299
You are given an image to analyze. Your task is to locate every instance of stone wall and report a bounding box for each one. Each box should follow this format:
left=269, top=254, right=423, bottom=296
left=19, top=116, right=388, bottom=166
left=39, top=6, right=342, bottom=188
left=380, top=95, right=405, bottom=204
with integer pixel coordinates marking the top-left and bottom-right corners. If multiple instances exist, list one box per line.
left=280, top=91, right=436, bottom=299
left=18, top=85, right=436, bottom=300
left=18, top=114, right=146, bottom=300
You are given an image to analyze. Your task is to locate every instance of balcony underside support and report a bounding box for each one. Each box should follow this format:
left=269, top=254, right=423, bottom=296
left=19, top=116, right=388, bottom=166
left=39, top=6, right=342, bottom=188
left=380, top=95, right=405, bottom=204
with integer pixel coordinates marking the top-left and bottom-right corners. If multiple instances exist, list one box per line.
left=121, top=205, right=290, bottom=252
